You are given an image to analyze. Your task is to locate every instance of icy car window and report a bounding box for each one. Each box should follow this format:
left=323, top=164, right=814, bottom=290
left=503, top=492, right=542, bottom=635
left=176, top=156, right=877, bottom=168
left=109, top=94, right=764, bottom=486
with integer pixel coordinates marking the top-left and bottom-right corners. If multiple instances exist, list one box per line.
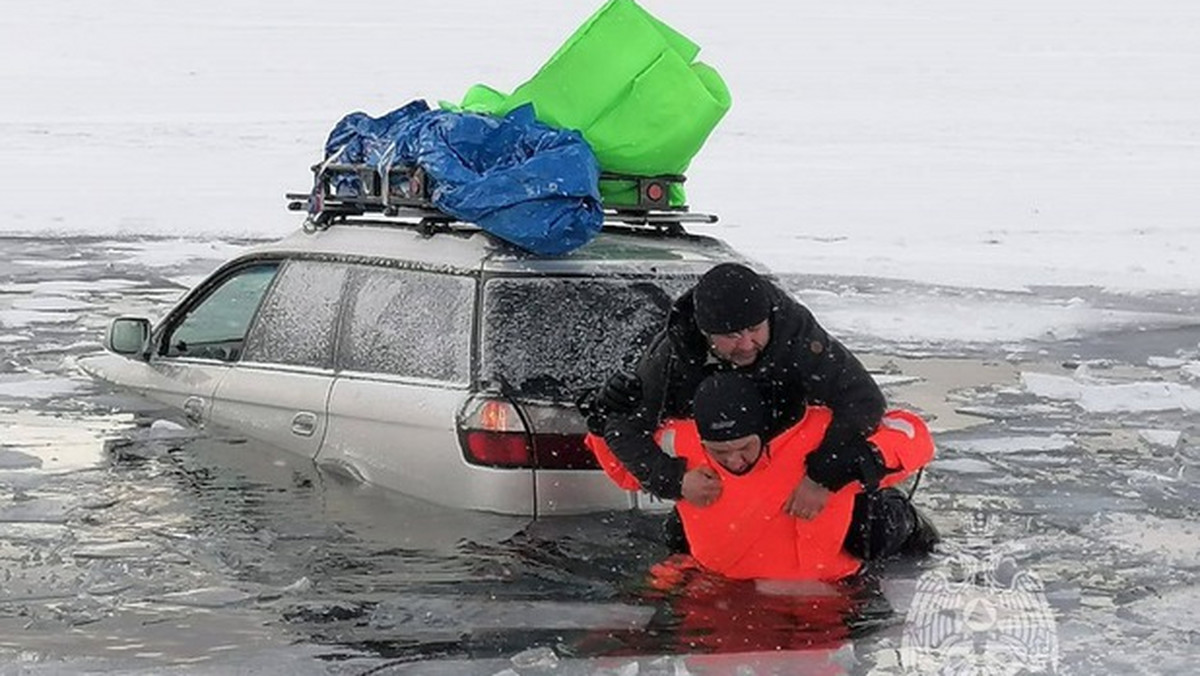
left=482, top=276, right=695, bottom=399
left=338, top=267, right=474, bottom=383
left=242, top=260, right=348, bottom=368
left=164, top=263, right=280, bottom=362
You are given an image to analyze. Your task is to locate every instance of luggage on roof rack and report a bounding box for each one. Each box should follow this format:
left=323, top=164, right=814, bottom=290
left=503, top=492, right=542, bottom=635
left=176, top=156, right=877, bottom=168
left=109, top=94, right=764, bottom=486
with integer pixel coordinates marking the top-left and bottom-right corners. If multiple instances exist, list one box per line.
left=286, top=163, right=717, bottom=237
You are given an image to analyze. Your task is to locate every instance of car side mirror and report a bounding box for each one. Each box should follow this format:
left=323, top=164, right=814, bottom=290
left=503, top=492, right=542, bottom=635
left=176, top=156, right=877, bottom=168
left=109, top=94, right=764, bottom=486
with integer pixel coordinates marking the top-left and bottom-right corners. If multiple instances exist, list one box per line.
left=106, top=317, right=151, bottom=357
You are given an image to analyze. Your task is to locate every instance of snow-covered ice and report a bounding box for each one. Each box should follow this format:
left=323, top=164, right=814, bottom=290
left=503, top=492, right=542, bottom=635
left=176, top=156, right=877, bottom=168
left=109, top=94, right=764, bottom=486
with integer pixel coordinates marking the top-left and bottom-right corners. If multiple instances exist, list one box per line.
left=1022, top=370, right=1200, bottom=413
left=3, top=1, right=1199, bottom=296
left=0, top=309, right=79, bottom=328
left=0, top=377, right=89, bottom=401
left=1095, top=512, right=1200, bottom=570
left=941, top=434, right=1075, bottom=455
left=152, top=586, right=256, bottom=609
left=1137, top=429, right=1183, bottom=449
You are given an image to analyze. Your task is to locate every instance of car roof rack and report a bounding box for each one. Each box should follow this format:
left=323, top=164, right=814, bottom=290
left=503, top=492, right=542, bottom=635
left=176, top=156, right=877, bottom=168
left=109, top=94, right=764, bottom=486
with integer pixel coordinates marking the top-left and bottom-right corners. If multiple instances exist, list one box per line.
left=285, top=161, right=717, bottom=237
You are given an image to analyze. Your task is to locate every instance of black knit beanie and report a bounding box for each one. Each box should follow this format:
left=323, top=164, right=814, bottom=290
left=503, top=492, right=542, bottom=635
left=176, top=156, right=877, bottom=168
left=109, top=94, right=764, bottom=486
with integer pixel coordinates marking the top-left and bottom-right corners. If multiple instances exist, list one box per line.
left=693, top=263, right=772, bottom=334
left=693, top=372, right=766, bottom=442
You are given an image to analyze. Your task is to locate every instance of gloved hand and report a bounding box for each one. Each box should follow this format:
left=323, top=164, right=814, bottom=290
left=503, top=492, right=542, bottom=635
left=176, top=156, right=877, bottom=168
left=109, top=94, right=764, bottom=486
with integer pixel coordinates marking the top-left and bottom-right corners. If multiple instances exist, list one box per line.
left=804, top=440, right=886, bottom=491
left=576, top=371, right=643, bottom=436
left=596, top=371, right=642, bottom=414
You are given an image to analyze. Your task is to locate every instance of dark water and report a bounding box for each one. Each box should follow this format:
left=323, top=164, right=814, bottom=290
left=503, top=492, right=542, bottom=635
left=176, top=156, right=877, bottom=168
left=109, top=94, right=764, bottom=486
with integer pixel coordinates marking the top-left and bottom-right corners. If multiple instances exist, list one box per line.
left=3, top=236, right=1200, bottom=674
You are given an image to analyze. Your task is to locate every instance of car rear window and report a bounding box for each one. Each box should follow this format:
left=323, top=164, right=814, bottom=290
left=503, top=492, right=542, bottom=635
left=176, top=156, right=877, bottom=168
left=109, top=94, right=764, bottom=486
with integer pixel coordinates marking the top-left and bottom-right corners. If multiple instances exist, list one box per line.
left=481, top=275, right=696, bottom=399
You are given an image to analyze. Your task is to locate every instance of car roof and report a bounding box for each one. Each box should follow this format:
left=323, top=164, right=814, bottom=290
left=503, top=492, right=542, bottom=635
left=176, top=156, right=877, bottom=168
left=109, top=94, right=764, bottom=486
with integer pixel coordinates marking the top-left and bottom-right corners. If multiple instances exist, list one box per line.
left=240, top=221, right=762, bottom=277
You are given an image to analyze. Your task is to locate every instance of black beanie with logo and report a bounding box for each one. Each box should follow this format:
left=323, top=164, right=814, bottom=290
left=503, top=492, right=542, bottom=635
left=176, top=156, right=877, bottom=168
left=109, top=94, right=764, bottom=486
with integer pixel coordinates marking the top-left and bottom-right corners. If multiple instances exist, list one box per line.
left=693, top=372, right=766, bottom=442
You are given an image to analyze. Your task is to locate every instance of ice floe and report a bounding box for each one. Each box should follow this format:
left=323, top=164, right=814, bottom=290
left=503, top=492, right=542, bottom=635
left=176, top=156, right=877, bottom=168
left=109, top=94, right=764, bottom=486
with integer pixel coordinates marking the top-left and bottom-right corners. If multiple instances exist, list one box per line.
left=1137, top=429, right=1182, bottom=448
left=153, top=587, right=255, bottom=609
left=10, top=296, right=94, bottom=312
left=0, top=309, right=78, bottom=328
left=803, top=288, right=1200, bottom=347
left=1125, top=584, right=1200, bottom=633
left=108, top=240, right=248, bottom=268
left=0, top=377, right=89, bottom=400
left=0, top=280, right=146, bottom=296
left=1021, top=371, right=1200, bottom=413
left=73, top=541, right=162, bottom=560
left=933, top=457, right=996, bottom=474
left=0, top=497, right=77, bottom=524
left=942, top=435, right=1074, bottom=455
left=1095, top=512, right=1200, bottom=569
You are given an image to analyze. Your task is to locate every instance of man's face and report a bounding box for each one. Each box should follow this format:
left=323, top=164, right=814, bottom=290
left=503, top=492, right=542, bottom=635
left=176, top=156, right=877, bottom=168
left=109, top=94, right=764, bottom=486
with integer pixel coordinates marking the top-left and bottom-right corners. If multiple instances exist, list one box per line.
left=706, top=320, right=770, bottom=367
left=702, top=434, right=763, bottom=475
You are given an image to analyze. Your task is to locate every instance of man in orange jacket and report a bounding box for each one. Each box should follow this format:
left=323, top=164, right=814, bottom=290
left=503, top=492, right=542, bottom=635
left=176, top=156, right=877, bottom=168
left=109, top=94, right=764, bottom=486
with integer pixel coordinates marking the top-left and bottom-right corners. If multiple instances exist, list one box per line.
left=588, top=372, right=938, bottom=580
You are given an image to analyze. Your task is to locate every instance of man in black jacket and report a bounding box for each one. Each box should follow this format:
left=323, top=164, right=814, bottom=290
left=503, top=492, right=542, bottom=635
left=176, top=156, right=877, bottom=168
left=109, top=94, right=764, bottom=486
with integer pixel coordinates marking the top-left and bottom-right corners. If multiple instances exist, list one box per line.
left=595, top=262, right=894, bottom=520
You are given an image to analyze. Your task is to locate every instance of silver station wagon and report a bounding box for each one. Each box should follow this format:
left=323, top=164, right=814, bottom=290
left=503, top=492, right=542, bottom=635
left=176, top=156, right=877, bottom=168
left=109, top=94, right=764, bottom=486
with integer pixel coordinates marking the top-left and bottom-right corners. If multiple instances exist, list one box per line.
left=80, top=214, right=758, bottom=516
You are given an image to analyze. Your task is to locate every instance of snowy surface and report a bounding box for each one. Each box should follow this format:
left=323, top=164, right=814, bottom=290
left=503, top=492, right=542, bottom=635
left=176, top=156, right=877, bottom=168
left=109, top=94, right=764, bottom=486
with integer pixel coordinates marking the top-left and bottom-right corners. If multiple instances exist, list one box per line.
left=3, top=1, right=1199, bottom=295
left=3, top=1, right=1198, bottom=355
left=797, top=285, right=1200, bottom=349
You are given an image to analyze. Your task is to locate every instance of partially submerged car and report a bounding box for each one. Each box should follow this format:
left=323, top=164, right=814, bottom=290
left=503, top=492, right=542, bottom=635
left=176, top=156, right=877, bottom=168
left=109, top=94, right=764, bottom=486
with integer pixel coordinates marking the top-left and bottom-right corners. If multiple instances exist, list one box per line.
left=80, top=179, right=759, bottom=516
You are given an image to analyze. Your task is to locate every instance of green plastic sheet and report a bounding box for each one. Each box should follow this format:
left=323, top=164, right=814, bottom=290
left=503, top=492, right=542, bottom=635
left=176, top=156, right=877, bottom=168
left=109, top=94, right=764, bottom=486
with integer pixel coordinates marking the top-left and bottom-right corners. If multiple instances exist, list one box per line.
left=454, top=0, right=731, bottom=206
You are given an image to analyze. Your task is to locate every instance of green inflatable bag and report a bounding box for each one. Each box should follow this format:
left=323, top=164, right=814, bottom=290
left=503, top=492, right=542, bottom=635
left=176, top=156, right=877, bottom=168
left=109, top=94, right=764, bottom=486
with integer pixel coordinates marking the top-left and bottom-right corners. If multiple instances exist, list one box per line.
left=456, top=0, right=731, bottom=206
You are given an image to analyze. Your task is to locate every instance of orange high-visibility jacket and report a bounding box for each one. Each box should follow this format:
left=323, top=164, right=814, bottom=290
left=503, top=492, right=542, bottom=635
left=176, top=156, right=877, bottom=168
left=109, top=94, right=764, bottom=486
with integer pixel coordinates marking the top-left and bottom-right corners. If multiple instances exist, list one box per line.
left=586, top=407, right=934, bottom=581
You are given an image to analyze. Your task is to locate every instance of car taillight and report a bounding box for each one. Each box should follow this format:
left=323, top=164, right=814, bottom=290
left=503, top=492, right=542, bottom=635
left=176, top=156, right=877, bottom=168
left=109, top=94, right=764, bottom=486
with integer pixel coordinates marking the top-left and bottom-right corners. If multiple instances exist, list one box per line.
left=457, top=396, right=600, bottom=470
left=528, top=432, right=600, bottom=470
left=460, top=432, right=528, bottom=467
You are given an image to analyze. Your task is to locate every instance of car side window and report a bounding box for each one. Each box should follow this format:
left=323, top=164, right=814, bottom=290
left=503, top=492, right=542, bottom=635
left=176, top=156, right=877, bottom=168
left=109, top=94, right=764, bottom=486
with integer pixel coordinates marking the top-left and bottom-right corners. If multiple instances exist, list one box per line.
left=241, top=260, right=349, bottom=369
left=337, top=266, right=474, bottom=384
left=162, top=263, right=280, bottom=362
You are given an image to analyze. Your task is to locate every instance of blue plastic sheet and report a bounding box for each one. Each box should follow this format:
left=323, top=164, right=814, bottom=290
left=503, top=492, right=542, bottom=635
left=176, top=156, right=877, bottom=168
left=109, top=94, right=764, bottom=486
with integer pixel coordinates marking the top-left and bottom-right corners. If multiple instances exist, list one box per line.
left=323, top=101, right=604, bottom=256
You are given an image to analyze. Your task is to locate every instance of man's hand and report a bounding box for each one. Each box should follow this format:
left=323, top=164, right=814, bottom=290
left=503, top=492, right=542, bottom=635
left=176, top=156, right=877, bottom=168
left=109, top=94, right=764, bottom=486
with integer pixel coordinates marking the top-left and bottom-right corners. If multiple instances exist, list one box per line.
left=785, top=475, right=832, bottom=520
left=681, top=466, right=722, bottom=507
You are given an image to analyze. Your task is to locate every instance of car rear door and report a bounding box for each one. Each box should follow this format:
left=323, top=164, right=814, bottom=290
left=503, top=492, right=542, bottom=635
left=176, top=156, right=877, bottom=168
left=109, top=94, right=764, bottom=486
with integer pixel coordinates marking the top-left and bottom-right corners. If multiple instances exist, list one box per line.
left=316, top=265, right=520, bottom=510
left=208, top=259, right=348, bottom=459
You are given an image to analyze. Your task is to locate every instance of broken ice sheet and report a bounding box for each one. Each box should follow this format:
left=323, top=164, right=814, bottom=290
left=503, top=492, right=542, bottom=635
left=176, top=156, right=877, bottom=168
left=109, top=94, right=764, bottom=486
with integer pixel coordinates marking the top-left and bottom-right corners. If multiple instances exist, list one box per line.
left=152, top=587, right=256, bottom=608
left=1022, top=371, right=1200, bottom=413
left=942, top=434, right=1074, bottom=455
left=74, top=541, right=162, bottom=559
left=1137, top=429, right=1181, bottom=448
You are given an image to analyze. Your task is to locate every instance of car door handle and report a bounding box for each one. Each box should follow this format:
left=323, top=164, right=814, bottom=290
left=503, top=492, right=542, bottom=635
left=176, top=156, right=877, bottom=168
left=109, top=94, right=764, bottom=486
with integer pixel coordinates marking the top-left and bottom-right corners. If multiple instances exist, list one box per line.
left=183, top=396, right=205, bottom=423
left=291, top=412, right=318, bottom=437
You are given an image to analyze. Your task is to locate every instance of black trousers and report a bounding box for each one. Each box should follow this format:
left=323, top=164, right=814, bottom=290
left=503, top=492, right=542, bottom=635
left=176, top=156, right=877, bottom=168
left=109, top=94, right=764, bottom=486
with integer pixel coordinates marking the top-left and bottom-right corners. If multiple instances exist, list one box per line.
left=662, top=506, right=690, bottom=554
left=662, top=486, right=921, bottom=560
left=841, top=487, right=920, bottom=561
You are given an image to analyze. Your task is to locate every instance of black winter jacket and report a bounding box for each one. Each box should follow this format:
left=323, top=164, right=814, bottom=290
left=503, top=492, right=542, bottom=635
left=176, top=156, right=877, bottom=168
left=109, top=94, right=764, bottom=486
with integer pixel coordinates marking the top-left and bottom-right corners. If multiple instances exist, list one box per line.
left=603, top=280, right=886, bottom=500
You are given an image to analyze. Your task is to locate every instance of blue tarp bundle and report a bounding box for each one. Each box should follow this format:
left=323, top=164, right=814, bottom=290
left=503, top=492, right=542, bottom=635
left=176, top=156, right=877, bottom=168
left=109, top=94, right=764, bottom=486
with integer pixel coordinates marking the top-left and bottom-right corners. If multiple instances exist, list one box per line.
left=323, top=100, right=604, bottom=256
